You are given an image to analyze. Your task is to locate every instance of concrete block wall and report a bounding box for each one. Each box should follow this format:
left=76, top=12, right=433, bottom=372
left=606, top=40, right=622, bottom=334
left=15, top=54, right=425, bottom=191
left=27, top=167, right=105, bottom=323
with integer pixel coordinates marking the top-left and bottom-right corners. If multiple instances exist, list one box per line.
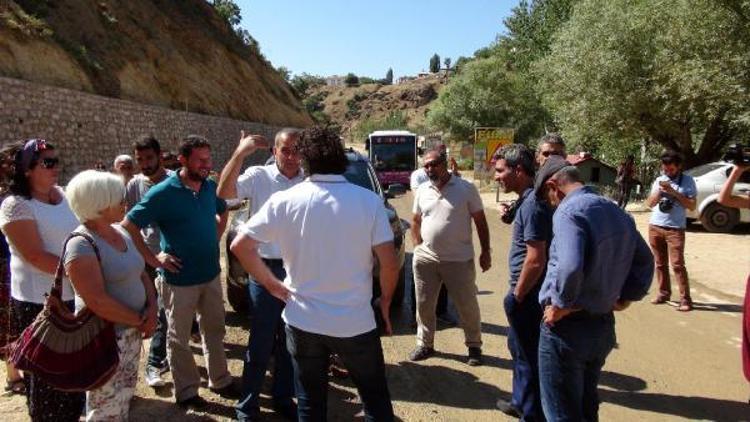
left=0, top=77, right=284, bottom=182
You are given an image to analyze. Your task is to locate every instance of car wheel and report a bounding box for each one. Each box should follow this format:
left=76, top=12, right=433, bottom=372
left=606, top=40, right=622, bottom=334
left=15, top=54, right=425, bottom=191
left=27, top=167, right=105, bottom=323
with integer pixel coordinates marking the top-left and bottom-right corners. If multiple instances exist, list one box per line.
left=700, top=202, right=740, bottom=233
left=226, top=279, right=249, bottom=314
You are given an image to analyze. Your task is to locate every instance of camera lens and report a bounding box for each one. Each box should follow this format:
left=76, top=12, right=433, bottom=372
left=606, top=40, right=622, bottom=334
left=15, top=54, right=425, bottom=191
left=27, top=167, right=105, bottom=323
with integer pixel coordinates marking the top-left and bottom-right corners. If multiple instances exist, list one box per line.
left=658, top=197, right=673, bottom=213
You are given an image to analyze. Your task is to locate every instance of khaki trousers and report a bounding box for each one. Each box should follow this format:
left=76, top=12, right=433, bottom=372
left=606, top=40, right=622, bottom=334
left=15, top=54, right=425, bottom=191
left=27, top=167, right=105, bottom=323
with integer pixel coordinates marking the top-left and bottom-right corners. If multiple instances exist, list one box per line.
left=413, top=249, right=482, bottom=349
left=159, top=275, right=232, bottom=401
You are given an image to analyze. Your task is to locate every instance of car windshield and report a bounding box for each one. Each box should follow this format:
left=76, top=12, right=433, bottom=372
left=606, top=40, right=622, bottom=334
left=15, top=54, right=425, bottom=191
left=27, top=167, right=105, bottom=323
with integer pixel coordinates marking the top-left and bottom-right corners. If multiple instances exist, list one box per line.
left=370, top=143, right=416, bottom=171
left=344, top=160, right=375, bottom=192
left=685, top=163, right=724, bottom=177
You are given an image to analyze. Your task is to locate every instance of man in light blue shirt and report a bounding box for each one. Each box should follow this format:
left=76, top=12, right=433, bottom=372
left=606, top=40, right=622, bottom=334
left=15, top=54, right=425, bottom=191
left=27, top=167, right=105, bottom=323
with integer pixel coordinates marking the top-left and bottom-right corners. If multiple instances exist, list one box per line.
left=646, top=150, right=697, bottom=311
left=535, top=156, right=653, bottom=421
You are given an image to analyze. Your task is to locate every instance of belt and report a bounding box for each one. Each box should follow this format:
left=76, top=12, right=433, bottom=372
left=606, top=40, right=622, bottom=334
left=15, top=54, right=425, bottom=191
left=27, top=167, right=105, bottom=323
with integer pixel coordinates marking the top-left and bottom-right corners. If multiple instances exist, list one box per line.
left=650, top=224, right=685, bottom=232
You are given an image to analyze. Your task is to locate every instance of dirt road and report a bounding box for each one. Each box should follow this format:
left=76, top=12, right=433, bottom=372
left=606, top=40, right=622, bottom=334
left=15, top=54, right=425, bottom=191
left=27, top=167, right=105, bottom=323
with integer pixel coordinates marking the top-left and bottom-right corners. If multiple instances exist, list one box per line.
left=1, top=192, right=748, bottom=421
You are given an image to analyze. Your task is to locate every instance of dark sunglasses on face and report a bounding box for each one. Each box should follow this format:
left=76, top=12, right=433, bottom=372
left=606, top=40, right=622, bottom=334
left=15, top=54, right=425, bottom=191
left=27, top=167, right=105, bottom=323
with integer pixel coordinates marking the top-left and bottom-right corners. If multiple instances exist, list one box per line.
left=541, top=150, right=562, bottom=157
left=424, top=159, right=445, bottom=169
left=39, top=157, right=60, bottom=169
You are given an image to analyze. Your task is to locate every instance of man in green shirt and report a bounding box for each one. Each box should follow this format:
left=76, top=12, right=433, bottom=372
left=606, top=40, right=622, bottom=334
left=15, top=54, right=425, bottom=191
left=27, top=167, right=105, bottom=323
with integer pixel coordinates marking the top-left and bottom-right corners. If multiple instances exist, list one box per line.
left=122, top=135, right=236, bottom=409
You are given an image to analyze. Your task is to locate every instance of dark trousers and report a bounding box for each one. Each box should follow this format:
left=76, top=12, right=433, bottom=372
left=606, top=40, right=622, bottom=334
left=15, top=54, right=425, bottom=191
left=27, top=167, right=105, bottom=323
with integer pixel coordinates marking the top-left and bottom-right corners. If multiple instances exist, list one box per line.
left=616, top=183, right=633, bottom=209
left=538, top=312, right=616, bottom=422
left=146, top=265, right=168, bottom=368
left=236, top=260, right=295, bottom=421
left=11, top=298, right=85, bottom=422
left=504, top=288, right=544, bottom=421
left=286, top=325, right=394, bottom=422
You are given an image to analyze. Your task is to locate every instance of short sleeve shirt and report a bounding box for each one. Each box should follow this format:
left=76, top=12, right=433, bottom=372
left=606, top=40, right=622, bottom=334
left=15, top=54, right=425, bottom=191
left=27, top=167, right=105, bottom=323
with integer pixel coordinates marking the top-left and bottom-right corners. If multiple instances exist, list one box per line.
left=241, top=174, right=393, bottom=337
left=413, top=175, right=484, bottom=262
left=235, top=164, right=304, bottom=259
left=508, top=188, right=553, bottom=287
left=126, top=172, right=226, bottom=286
left=648, top=173, right=697, bottom=229
left=125, top=171, right=174, bottom=254
left=64, top=225, right=146, bottom=331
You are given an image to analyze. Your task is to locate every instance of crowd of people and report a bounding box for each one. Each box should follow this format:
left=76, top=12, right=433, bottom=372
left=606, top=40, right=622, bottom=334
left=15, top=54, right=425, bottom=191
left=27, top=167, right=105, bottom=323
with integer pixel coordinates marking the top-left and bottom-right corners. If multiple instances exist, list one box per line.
left=0, top=127, right=746, bottom=422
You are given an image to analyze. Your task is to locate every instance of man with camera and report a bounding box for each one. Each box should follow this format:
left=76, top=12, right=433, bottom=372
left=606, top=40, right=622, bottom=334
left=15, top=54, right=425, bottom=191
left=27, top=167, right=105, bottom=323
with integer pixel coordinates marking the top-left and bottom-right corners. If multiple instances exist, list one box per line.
left=646, top=150, right=697, bottom=312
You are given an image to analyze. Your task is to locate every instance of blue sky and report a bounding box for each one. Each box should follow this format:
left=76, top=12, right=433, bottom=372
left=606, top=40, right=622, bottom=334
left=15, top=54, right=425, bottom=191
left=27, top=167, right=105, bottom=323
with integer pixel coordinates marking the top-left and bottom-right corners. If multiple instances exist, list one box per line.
left=238, top=0, right=516, bottom=79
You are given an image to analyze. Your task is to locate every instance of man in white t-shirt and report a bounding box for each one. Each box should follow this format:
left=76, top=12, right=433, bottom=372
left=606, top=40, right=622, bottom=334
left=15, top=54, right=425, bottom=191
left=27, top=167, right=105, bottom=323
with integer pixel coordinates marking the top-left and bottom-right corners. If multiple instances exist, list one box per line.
left=409, top=148, right=491, bottom=366
left=230, top=126, right=399, bottom=421
left=217, top=128, right=303, bottom=421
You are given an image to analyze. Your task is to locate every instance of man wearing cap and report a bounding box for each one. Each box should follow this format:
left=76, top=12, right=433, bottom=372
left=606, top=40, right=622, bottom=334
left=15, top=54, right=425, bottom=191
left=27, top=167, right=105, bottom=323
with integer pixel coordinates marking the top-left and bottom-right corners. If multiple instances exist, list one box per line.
left=409, top=148, right=491, bottom=366
left=535, top=156, right=653, bottom=421
left=493, top=144, right=552, bottom=420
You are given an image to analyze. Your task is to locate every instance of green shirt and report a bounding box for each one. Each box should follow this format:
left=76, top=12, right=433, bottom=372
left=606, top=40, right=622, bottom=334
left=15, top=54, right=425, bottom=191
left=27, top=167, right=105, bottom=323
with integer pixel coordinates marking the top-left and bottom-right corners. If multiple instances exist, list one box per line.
left=126, top=172, right=226, bottom=286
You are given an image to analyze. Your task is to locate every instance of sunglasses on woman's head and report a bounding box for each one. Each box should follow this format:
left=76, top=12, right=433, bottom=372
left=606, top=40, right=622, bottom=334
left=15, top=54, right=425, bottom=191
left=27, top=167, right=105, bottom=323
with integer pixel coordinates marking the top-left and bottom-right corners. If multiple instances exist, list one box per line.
left=39, top=157, right=60, bottom=169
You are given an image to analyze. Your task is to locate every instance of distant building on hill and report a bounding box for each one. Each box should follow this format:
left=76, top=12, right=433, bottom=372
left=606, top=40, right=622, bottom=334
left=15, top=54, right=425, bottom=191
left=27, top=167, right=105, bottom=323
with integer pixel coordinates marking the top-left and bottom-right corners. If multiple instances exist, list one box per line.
left=326, top=75, right=345, bottom=86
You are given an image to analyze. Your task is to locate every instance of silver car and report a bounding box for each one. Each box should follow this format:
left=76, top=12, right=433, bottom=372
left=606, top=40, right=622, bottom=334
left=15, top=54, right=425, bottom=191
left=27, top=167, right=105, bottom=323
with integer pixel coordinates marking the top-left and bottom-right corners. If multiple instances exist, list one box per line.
left=684, top=162, right=750, bottom=232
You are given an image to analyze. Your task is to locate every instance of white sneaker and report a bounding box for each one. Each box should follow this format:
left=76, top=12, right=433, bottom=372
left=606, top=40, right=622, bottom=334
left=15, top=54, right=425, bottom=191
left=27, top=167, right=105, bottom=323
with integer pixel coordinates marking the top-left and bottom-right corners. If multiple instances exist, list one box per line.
left=144, top=365, right=165, bottom=387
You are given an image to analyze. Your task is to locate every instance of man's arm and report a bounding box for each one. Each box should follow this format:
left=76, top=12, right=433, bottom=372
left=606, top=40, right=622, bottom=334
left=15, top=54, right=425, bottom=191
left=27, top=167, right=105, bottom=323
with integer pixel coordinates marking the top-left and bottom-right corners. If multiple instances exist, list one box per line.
left=646, top=180, right=661, bottom=208
left=547, top=212, right=586, bottom=309
left=618, top=230, right=655, bottom=306
left=217, top=210, right=228, bottom=238
left=514, top=240, right=547, bottom=302
left=121, top=218, right=162, bottom=270
left=230, top=232, right=290, bottom=301
left=410, top=213, right=423, bottom=245
left=217, top=131, right=269, bottom=199
left=718, top=165, right=750, bottom=209
left=373, top=241, right=399, bottom=335
left=471, top=210, right=491, bottom=272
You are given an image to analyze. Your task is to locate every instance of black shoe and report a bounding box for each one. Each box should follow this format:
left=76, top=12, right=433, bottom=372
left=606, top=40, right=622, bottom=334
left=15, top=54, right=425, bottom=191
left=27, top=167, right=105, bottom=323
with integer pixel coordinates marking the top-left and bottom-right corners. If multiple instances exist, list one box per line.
left=467, top=347, right=482, bottom=366
left=273, top=400, right=298, bottom=421
left=496, top=398, right=521, bottom=417
left=177, top=395, right=208, bottom=410
left=210, top=382, right=241, bottom=399
left=409, top=346, right=435, bottom=361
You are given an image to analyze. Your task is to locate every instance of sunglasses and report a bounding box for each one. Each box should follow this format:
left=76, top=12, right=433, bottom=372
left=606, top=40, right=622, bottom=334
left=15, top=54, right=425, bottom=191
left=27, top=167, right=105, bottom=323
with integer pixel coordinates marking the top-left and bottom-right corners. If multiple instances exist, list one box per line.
left=541, top=150, right=563, bottom=158
left=39, top=157, right=60, bottom=169
left=424, top=159, right=446, bottom=169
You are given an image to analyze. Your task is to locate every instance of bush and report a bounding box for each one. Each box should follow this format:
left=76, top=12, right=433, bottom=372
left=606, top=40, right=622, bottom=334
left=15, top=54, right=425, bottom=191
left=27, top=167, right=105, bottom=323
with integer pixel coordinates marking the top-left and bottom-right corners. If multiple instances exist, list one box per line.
left=344, top=73, right=359, bottom=87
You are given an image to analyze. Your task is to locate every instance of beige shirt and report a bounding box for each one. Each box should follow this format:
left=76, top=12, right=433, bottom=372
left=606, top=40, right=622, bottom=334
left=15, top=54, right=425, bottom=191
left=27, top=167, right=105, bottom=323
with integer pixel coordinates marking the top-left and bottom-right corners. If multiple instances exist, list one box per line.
left=413, top=175, right=483, bottom=262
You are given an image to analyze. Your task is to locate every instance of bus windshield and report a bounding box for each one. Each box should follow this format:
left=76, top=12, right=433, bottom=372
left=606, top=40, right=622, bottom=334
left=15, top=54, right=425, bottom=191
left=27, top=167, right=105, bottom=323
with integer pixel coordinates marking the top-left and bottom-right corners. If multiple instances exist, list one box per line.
left=370, top=141, right=415, bottom=172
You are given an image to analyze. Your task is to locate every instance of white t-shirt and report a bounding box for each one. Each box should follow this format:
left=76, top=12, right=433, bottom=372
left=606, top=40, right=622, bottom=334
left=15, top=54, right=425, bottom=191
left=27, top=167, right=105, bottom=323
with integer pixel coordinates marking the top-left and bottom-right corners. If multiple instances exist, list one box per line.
left=241, top=174, right=393, bottom=337
left=413, top=175, right=484, bottom=262
left=236, top=164, right=304, bottom=259
left=0, top=188, right=79, bottom=303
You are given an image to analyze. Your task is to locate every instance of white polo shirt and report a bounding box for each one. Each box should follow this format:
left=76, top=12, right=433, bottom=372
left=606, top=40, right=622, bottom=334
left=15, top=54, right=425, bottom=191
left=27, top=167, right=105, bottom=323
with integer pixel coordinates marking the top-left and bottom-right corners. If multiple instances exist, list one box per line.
left=413, top=175, right=484, bottom=262
left=236, top=163, right=304, bottom=259
left=241, top=174, right=393, bottom=337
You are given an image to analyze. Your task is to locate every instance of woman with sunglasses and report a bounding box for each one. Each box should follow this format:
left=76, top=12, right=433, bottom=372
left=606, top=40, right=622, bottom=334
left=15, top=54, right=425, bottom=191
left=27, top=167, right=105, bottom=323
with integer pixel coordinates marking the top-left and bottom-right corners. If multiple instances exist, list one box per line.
left=0, top=139, right=84, bottom=421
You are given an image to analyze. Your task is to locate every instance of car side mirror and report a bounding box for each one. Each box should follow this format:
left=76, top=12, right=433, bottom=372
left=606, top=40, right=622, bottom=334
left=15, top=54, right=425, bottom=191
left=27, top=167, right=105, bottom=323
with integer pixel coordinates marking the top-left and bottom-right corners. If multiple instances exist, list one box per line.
left=385, top=183, right=406, bottom=199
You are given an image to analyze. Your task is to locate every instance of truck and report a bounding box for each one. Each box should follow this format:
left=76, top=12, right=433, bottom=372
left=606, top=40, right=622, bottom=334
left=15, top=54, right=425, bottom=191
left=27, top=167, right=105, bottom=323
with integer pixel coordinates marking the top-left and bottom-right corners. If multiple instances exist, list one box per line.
left=366, top=130, right=418, bottom=188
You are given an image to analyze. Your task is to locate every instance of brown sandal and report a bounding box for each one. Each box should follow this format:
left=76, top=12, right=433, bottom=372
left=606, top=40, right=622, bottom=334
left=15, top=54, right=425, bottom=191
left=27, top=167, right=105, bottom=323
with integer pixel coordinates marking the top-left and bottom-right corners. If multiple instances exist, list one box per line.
left=677, top=301, right=693, bottom=312
left=4, top=378, right=26, bottom=395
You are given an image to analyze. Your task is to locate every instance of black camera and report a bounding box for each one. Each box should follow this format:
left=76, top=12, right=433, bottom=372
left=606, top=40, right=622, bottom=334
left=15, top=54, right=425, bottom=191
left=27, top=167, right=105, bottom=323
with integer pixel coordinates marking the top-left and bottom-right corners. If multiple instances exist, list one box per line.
left=723, top=144, right=750, bottom=165
left=500, top=200, right=518, bottom=224
left=658, top=197, right=674, bottom=213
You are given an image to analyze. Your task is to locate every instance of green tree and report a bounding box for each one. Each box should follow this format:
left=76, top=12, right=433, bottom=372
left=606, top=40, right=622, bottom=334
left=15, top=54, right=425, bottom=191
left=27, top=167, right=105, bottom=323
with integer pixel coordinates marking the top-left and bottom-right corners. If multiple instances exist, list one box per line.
left=384, top=68, right=393, bottom=85
left=429, top=54, right=440, bottom=73
left=212, top=0, right=242, bottom=27
left=352, top=111, right=412, bottom=143
left=444, top=57, right=451, bottom=70
left=426, top=55, right=549, bottom=144
left=344, top=73, right=360, bottom=87
left=290, top=73, right=325, bottom=97
left=276, top=66, right=291, bottom=81
left=536, top=0, right=750, bottom=166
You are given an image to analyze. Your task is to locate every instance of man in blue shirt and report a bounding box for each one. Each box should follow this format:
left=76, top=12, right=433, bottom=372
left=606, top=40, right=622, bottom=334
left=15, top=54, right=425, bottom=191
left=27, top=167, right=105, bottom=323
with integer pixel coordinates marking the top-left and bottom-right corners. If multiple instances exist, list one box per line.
left=493, top=144, right=552, bottom=421
left=122, top=135, right=236, bottom=409
left=646, top=150, right=697, bottom=311
left=535, top=156, right=654, bottom=421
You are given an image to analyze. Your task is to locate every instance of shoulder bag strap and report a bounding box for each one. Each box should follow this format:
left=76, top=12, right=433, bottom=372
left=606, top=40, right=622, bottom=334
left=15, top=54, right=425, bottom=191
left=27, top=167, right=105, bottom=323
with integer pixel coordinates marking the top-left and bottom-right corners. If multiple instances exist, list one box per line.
left=50, top=231, right=101, bottom=300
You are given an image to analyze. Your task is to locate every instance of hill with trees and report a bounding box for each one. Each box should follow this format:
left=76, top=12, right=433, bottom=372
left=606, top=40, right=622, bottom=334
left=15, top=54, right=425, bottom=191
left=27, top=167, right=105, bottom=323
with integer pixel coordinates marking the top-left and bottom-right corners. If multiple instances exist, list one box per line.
left=0, top=0, right=312, bottom=127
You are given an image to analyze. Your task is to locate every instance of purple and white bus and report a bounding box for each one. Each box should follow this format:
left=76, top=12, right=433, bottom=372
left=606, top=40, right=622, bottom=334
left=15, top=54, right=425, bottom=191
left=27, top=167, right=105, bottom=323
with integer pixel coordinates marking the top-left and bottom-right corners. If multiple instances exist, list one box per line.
left=367, top=130, right=417, bottom=188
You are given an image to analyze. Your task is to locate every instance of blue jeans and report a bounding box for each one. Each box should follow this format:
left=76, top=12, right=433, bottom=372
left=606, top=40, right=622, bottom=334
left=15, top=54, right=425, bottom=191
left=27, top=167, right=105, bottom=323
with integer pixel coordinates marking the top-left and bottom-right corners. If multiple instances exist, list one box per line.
left=285, top=325, right=394, bottom=422
left=538, top=312, right=616, bottom=422
left=146, top=265, right=168, bottom=368
left=504, top=288, right=544, bottom=421
left=236, top=260, right=295, bottom=421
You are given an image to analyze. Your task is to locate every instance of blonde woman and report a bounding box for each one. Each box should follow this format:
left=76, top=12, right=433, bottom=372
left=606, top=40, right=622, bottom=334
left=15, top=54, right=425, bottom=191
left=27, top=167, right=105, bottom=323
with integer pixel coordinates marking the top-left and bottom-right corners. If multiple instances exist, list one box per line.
left=64, top=170, right=157, bottom=420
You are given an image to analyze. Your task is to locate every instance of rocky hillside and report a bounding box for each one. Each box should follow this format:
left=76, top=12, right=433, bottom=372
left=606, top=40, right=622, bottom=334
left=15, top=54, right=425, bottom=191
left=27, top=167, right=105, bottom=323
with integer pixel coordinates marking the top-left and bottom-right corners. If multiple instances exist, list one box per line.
left=0, top=0, right=312, bottom=127
left=308, top=75, right=447, bottom=140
